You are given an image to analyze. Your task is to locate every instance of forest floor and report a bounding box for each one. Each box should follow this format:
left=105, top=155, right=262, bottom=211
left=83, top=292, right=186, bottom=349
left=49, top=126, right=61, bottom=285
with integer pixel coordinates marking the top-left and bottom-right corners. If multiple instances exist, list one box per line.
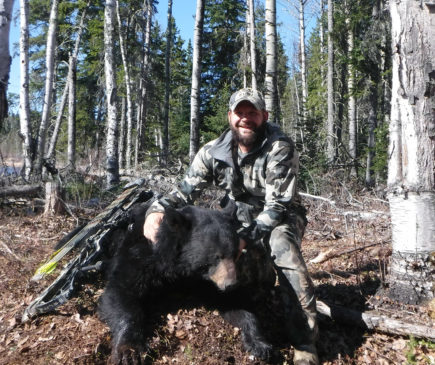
left=0, top=174, right=434, bottom=365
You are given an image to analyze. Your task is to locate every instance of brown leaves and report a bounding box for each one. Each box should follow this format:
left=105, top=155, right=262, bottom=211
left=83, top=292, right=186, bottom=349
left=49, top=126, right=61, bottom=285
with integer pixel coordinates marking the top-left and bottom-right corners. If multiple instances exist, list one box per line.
left=0, top=191, right=433, bottom=365
left=166, top=309, right=217, bottom=341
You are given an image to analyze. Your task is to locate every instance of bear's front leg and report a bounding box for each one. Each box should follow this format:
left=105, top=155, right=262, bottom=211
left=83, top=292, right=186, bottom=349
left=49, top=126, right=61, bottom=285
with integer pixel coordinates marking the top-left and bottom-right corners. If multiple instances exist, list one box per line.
left=221, top=309, right=273, bottom=361
left=99, top=288, right=148, bottom=364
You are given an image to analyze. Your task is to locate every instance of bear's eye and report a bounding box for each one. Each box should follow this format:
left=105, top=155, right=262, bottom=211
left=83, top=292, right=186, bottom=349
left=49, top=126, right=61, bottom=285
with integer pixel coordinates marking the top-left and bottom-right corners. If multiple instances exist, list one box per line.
left=214, top=253, right=223, bottom=261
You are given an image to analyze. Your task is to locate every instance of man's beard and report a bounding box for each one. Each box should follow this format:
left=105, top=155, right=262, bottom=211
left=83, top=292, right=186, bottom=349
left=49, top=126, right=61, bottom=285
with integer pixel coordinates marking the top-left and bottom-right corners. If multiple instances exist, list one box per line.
left=230, top=122, right=266, bottom=148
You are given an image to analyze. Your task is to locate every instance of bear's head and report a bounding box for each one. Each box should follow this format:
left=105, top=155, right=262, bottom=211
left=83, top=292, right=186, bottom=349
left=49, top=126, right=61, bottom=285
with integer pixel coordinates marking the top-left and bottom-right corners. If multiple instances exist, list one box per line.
left=156, top=203, right=239, bottom=291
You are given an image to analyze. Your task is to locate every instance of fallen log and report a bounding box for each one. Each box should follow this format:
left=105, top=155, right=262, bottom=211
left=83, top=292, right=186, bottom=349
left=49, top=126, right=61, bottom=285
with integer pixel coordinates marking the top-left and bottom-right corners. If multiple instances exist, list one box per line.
left=317, top=300, right=435, bottom=341
left=0, top=184, right=42, bottom=198
left=310, top=242, right=387, bottom=264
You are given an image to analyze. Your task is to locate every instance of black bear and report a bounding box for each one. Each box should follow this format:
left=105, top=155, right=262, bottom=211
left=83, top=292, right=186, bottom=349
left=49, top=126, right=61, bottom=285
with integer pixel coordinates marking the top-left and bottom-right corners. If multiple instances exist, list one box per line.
left=98, top=202, right=277, bottom=364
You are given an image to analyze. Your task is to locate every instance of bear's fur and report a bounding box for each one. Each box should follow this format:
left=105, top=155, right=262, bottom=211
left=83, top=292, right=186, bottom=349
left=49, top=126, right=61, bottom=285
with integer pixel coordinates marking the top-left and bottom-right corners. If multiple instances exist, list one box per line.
left=98, top=203, right=276, bottom=364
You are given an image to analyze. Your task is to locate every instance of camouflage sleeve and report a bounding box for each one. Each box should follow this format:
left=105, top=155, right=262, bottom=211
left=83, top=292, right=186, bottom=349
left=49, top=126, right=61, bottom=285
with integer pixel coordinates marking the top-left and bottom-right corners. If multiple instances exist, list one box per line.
left=146, top=144, right=214, bottom=215
left=239, top=140, right=299, bottom=243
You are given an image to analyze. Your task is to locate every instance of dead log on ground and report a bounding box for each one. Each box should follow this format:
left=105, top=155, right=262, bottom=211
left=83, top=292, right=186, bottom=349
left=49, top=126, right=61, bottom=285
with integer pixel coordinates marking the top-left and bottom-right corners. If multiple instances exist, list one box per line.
left=317, top=300, right=435, bottom=341
left=0, top=184, right=42, bottom=198
left=310, top=242, right=388, bottom=264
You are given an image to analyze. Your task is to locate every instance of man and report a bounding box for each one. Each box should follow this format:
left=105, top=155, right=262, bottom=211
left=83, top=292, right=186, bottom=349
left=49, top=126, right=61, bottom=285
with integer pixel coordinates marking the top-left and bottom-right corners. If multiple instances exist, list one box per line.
left=144, top=88, right=319, bottom=364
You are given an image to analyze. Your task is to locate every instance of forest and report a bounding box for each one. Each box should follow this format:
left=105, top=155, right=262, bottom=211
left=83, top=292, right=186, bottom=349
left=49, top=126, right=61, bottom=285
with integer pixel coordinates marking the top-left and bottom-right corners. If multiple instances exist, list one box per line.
left=1, top=0, right=393, bottom=185
left=0, top=0, right=434, bottom=364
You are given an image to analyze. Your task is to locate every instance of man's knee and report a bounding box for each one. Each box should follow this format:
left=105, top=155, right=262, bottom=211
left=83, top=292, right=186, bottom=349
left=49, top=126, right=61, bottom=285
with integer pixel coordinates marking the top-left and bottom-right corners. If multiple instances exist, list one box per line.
left=269, top=226, right=306, bottom=270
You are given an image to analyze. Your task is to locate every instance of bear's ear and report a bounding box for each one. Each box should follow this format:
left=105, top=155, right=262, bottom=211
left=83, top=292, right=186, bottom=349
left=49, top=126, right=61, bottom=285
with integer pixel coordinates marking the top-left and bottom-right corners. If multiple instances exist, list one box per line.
left=164, top=207, right=192, bottom=233
left=221, top=199, right=238, bottom=220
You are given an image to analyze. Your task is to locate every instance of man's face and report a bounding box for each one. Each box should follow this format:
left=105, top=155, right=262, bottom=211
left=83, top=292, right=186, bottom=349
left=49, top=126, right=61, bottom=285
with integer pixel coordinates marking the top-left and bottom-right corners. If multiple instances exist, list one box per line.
left=228, top=101, right=268, bottom=150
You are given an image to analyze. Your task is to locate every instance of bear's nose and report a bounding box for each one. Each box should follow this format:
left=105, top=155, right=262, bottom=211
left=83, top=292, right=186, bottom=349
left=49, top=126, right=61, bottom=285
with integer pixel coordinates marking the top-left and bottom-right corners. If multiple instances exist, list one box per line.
left=209, top=258, right=237, bottom=290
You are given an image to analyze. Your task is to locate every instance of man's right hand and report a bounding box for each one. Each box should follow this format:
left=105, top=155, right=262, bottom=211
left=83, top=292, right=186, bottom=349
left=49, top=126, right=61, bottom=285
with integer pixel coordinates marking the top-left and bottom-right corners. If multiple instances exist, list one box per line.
left=143, top=212, right=164, bottom=243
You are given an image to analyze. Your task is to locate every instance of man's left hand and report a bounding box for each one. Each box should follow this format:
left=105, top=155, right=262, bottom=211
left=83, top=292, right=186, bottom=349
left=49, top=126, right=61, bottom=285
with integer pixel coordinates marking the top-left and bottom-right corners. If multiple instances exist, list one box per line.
left=236, top=238, right=248, bottom=261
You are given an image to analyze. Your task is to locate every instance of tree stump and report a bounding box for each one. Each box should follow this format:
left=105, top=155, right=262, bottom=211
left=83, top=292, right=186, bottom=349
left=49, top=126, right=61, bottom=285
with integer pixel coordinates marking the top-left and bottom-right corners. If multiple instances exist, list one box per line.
left=44, top=181, right=66, bottom=215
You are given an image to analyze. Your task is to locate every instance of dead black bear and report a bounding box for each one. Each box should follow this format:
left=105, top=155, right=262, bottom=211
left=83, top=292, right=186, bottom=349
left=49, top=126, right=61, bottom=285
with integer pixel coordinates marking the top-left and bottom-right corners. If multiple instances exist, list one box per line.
left=98, top=203, right=276, bottom=364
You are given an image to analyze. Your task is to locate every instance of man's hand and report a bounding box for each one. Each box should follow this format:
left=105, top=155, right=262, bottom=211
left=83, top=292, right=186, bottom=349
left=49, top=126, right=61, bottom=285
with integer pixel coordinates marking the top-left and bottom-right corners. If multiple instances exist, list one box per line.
left=236, top=238, right=248, bottom=261
left=143, top=212, right=164, bottom=243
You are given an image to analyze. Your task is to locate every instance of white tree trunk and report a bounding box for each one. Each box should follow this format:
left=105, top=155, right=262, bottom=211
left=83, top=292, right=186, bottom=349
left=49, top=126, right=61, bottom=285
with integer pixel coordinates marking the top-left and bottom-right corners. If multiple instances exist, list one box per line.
left=44, top=180, right=65, bottom=215
left=365, top=86, right=377, bottom=186
left=248, top=0, right=257, bottom=90
left=243, top=11, right=248, bottom=88
left=154, top=127, right=163, bottom=164
left=46, top=83, right=67, bottom=160
left=189, top=0, right=204, bottom=163
left=19, top=0, right=32, bottom=179
left=118, top=97, right=126, bottom=170
left=346, top=11, right=357, bottom=177
left=67, top=55, right=76, bottom=168
left=326, top=0, right=335, bottom=164
left=265, top=0, right=278, bottom=123
left=0, top=0, right=13, bottom=125
left=46, top=4, right=87, bottom=164
left=299, top=0, right=308, bottom=126
left=387, top=0, right=435, bottom=304
left=319, top=0, right=325, bottom=83
left=36, top=0, right=59, bottom=173
left=115, top=0, right=133, bottom=173
left=163, top=0, right=173, bottom=165
left=135, top=0, right=153, bottom=171
left=104, top=0, right=119, bottom=187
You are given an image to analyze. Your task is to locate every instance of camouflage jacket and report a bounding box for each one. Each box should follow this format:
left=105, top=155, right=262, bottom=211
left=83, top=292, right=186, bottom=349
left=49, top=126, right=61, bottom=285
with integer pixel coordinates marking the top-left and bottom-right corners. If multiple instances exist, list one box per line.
left=148, top=122, right=303, bottom=243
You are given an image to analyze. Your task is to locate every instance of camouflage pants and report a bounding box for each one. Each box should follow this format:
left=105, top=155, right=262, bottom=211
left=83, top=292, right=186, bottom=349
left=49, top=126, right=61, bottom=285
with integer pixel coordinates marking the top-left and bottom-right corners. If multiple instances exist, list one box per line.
left=265, top=210, right=318, bottom=345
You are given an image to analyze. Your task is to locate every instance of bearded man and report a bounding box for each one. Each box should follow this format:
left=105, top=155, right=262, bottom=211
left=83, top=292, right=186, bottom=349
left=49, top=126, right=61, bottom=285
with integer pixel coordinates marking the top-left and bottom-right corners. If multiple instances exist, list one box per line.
left=144, top=88, right=319, bottom=365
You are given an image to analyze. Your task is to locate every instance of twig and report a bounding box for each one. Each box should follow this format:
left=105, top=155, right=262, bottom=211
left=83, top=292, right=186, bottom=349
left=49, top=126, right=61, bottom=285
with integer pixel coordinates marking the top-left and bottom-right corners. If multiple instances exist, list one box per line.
left=300, top=192, right=336, bottom=205
left=0, top=240, right=21, bottom=261
left=361, top=343, right=395, bottom=363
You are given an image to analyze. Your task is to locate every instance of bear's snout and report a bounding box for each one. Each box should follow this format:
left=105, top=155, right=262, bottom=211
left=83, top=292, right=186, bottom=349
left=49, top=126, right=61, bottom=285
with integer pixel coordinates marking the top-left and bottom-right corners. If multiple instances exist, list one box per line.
left=209, top=258, right=237, bottom=290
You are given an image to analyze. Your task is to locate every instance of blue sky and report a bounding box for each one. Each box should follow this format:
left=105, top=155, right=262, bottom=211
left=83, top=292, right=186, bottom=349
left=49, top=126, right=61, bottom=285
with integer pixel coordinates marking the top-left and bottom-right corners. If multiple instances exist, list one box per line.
left=8, top=0, right=312, bottom=99
left=8, top=0, right=199, bottom=95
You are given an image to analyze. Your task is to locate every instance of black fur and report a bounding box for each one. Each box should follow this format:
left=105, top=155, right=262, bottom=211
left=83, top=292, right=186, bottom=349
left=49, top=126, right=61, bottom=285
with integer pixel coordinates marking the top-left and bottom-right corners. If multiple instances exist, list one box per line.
left=98, top=204, right=276, bottom=364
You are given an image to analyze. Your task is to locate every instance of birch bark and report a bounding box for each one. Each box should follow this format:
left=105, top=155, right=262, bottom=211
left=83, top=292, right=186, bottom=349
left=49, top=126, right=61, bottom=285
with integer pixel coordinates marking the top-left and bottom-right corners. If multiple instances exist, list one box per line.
left=162, top=0, right=173, bottom=165
left=189, top=0, right=204, bottom=163
left=115, top=0, right=133, bottom=173
left=386, top=0, right=435, bottom=304
left=346, top=6, right=357, bottom=177
left=247, top=0, right=257, bottom=90
left=66, top=55, right=76, bottom=169
left=326, top=0, right=335, bottom=164
left=19, top=0, right=32, bottom=179
left=36, top=0, right=59, bottom=173
left=299, top=0, right=308, bottom=126
left=265, top=0, right=278, bottom=123
left=135, top=0, right=153, bottom=170
left=46, top=5, right=87, bottom=167
left=104, top=0, right=119, bottom=187
left=0, top=0, right=13, bottom=126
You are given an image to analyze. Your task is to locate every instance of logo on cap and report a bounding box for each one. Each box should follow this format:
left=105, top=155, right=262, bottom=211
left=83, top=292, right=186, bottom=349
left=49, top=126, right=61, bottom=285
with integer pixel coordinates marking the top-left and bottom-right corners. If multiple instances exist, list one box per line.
left=229, top=88, right=266, bottom=111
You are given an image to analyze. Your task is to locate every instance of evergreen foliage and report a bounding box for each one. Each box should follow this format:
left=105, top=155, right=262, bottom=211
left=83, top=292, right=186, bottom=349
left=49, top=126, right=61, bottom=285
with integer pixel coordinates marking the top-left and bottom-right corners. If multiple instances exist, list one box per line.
left=281, top=0, right=392, bottom=191
left=6, top=0, right=392, bottom=190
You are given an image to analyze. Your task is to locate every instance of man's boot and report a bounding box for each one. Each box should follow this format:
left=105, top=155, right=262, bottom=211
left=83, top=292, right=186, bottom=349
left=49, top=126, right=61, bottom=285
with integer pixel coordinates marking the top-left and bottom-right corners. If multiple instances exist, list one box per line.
left=277, top=270, right=319, bottom=365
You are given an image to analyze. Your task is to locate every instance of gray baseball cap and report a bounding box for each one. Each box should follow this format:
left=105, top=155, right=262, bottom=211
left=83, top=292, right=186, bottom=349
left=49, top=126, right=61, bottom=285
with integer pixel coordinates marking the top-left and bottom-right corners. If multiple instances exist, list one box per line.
left=229, top=88, right=266, bottom=111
